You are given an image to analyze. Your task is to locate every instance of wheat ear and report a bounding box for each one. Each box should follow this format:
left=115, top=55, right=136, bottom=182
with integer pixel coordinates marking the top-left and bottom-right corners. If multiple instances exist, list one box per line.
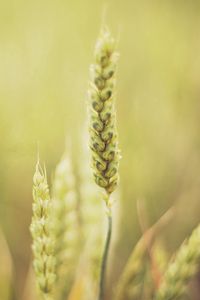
left=88, top=27, right=120, bottom=300
left=89, top=27, right=120, bottom=197
left=52, top=149, right=80, bottom=300
left=30, top=161, right=56, bottom=297
left=155, top=224, right=200, bottom=300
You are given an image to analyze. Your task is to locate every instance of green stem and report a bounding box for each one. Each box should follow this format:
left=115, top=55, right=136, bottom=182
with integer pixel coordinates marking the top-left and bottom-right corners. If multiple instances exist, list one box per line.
left=98, top=207, right=112, bottom=300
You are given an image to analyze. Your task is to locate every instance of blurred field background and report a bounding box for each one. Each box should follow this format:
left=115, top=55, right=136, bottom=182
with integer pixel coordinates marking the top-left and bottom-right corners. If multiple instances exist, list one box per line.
left=0, top=0, right=200, bottom=299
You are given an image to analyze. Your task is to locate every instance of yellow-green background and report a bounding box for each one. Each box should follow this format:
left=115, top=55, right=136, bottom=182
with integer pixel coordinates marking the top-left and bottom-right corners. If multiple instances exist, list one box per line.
left=0, top=1, right=200, bottom=299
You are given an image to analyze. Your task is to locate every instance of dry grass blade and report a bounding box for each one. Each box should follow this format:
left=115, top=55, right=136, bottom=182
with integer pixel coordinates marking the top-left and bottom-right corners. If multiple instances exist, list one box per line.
left=115, top=208, right=173, bottom=300
left=67, top=276, right=86, bottom=300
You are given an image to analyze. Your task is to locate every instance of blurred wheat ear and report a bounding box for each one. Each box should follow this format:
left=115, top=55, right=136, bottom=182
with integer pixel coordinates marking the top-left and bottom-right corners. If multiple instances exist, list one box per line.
left=74, top=133, right=106, bottom=300
left=154, top=224, right=200, bottom=300
left=52, top=146, right=81, bottom=300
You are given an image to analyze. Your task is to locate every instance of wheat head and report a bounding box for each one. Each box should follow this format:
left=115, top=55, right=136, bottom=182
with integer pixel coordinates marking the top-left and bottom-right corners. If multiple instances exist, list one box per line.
left=88, top=27, right=120, bottom=199
left=155, top=224, right=200, bottom=300
left=30, top=161, right=56, bottom=296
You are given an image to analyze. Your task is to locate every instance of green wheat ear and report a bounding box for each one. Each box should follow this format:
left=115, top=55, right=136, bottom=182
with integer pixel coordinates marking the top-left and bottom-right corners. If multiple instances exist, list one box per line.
left=88, top=27, right=120, bottom=200
left=88, top=26, right=120, bottom=300
left=30, top=161, right=56, bottom=296
left=52, top=148, right=80, bottom=300
left=155, top=224, right=200, bottom=300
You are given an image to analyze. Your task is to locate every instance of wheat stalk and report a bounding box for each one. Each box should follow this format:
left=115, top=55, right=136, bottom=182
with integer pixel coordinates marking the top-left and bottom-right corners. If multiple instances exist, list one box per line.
left=30, top=161, right=56, bottom=297
left=155, top=224, right=200, bottom=300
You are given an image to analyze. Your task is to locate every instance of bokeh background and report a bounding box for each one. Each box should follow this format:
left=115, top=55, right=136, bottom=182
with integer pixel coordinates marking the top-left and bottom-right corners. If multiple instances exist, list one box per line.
left=0, top=0, right=200, bottom=299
